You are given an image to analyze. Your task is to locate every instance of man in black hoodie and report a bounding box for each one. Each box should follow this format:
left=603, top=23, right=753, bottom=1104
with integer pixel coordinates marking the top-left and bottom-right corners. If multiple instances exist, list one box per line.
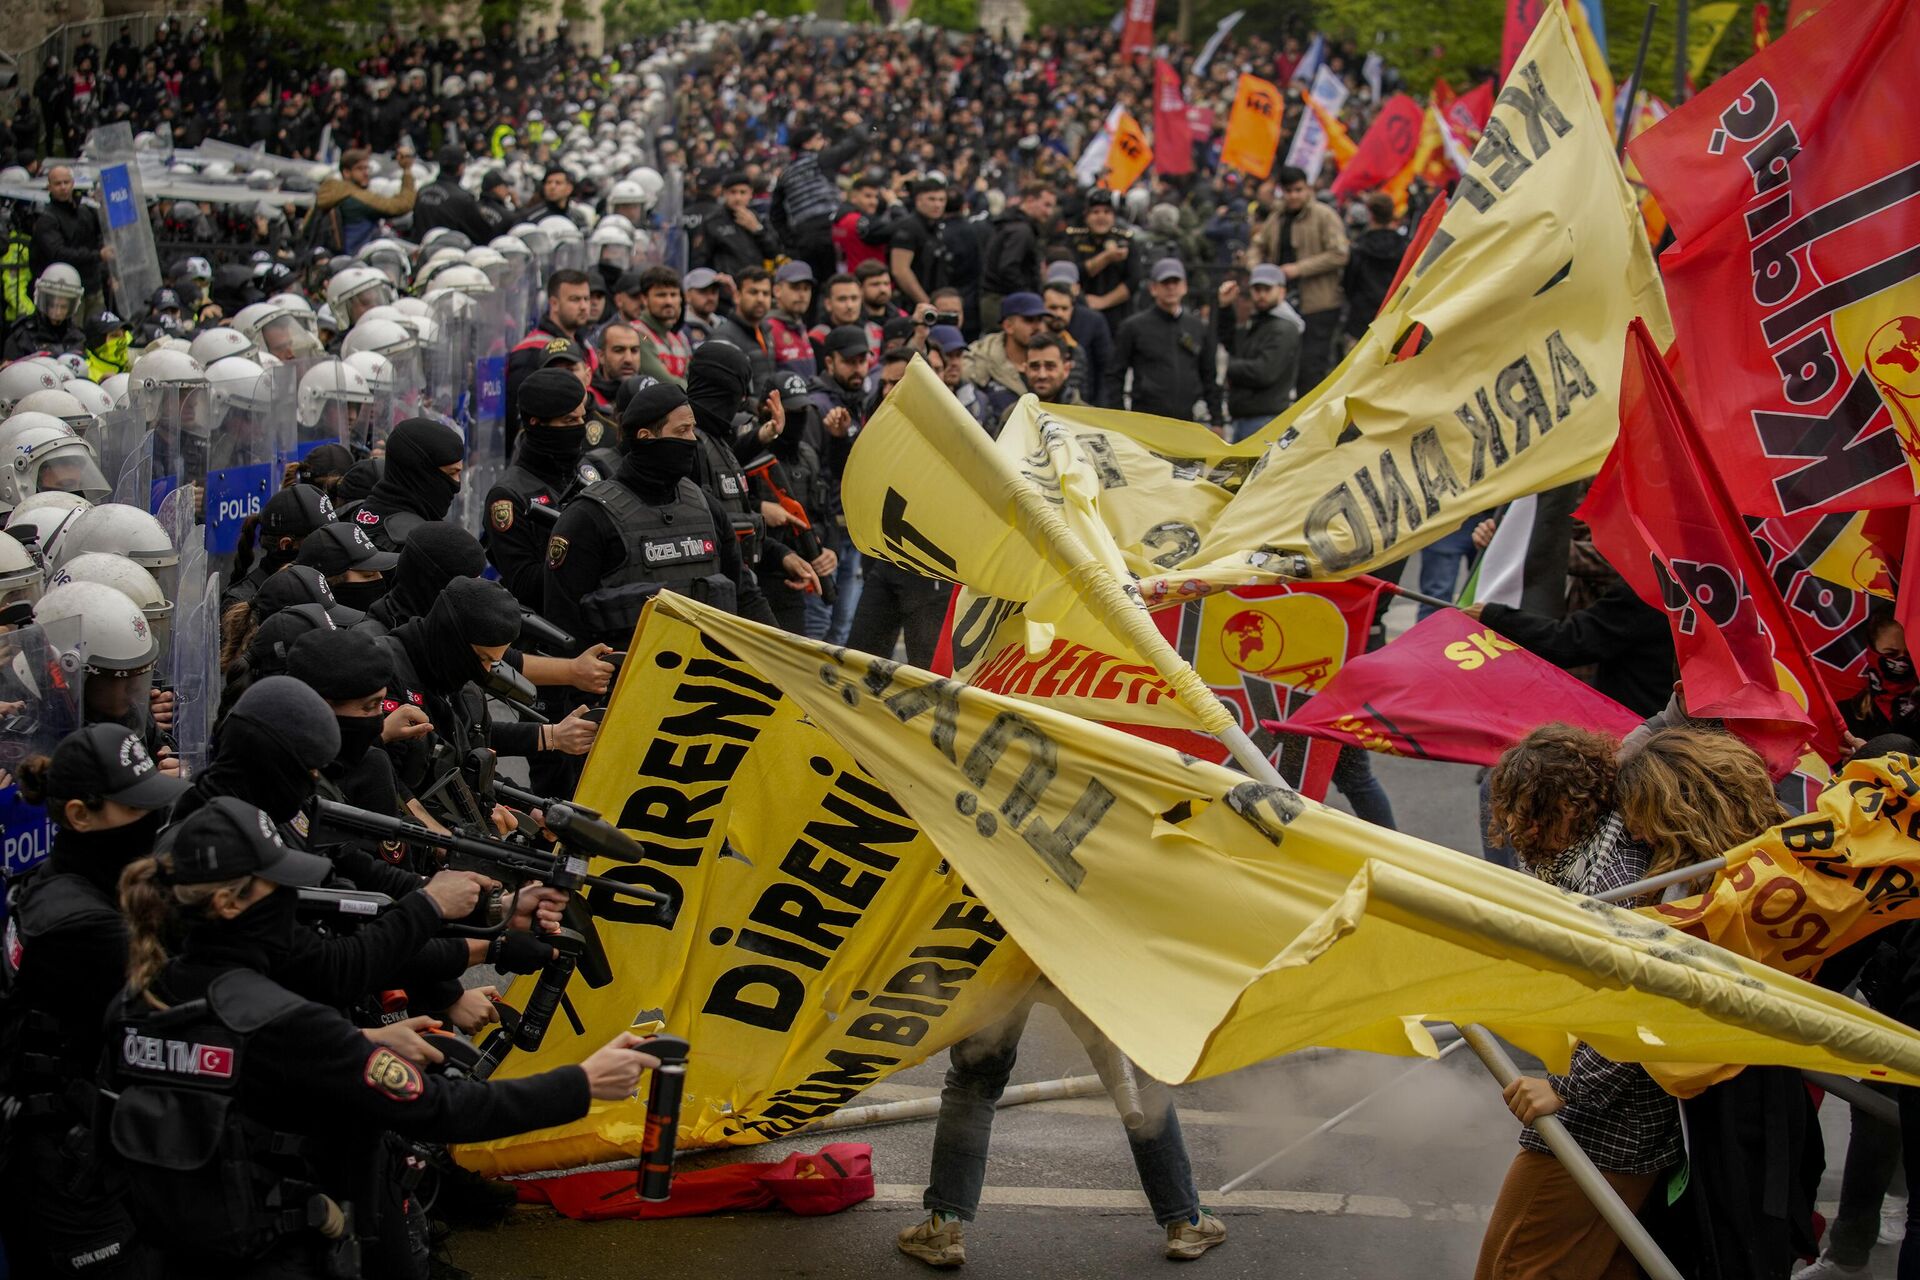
left=1341, top=193, right=1407, bottom=344
left=337, top=417, right=465, bottom=552
left=980, top=182, right=1055, bottom=332
left=411, top=145, right=494, bottom=244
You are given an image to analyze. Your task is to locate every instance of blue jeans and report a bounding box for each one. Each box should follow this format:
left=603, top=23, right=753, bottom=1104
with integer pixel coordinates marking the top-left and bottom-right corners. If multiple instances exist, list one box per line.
left=1332, top=746, right=1396, bottom=829
left=804, top=526, right=862, bottom=645
left=1416, top=522, right=1478, bottom=618
left=924, top=992, right=1200, bottom=1226
left=1229, top=415, right=1272, bottom=443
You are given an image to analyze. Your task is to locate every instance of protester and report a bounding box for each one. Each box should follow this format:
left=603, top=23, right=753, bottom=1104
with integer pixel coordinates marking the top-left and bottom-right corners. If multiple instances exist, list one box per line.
left=1253, top=166, right=1349, bottom=397
left=1216, top=265, right=1303, bottom=441
left=306, top=148, right=418, bottom=256
left=1105, top=259, right=1220, bottom=425
left=29, top=165, right=111, bottom=313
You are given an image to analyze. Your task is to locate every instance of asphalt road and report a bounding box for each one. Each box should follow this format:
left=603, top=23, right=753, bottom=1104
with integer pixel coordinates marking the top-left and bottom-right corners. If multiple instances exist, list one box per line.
left=457, top=589, right=1899, bottom=1278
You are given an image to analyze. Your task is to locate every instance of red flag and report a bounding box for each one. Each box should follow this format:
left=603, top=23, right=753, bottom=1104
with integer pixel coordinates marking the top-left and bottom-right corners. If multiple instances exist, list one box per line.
left=1577, top=320, right=1850, bottom=776
left=1749, top=511, right=1886, bottom=703
left=1628, top=0, right=1920, bottom=517
left=1131, top=582, right=1383, bottom=800
left=1383, top=192, right=1447, bottom=314
left=1153, top=59, right=1193, bottom=176
left=1328, top=94, right=1424, bottom=200
left=1271, top=609, right=1643, bottom=766
left=1501, top=0, right=1550, bottom=82
left=1446, top=80, right=1495, bottom=135
left=1121, top=0, right=1156, bottom=58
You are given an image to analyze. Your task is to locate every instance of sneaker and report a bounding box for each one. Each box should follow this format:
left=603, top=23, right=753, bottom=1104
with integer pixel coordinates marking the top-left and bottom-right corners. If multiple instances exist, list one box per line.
left=898, top=1215, right=966, bottom=1268
left=1165, top=1211, right=1228, bottom=1261
left=1884, top=1194, right=1909, bottom=1246
left=1791, top=1254, right=1872, bottom=1280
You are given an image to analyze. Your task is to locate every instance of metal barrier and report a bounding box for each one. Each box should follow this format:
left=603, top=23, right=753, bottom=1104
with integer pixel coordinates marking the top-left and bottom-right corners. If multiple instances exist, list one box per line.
left=4, top=11, right=201, bottom=101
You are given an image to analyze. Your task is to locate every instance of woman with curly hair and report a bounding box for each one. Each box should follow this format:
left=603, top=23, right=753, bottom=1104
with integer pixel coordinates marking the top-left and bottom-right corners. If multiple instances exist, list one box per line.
left=1475, top=724, right=1682, bottom=1280
left=1615, top=727, right=1816, bottom=1280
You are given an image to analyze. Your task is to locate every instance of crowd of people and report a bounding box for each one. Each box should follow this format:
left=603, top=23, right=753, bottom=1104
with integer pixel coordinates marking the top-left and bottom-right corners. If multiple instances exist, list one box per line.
left=0, top=8, right=1912, bottom=1280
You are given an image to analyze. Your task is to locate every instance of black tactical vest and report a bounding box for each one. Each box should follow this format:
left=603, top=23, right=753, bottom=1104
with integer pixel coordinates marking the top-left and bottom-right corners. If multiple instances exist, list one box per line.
left=694, top=428, right=762, bottom=558
left=104, top=970, right=342, bottom=1265
left=576, top=477, right=732, bottom=639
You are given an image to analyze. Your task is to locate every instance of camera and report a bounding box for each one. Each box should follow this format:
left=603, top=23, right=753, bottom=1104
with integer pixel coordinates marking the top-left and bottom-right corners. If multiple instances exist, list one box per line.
left=932, top=311, right=960, bottom=326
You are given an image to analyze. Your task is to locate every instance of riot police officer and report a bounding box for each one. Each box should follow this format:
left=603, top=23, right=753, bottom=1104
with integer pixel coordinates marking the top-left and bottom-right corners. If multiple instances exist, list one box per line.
left=484, top=368, right=587, bottom=611
left=0, top=724, right=190, bottom=1278
left=104, top=799, right=661, bottom=1278
left=543, top=383, right=776, bottom=649
left=335, top=417, right=465, bottom=553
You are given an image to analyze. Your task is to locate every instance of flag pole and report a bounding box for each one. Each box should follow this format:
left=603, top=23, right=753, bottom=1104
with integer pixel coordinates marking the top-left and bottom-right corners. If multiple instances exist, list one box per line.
left=1358, top=574, right=1454, bottom=612
left=1617, top=3, right=1660, bottom=157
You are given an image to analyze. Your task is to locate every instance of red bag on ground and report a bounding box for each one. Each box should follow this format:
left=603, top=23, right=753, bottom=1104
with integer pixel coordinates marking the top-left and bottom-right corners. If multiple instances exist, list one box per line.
left=513, top=1143, right=875, bottom=1221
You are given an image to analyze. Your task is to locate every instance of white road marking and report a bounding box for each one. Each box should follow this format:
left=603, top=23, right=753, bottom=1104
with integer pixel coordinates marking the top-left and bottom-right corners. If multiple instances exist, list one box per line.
left=861, top=1183, right=1492, bottom=1222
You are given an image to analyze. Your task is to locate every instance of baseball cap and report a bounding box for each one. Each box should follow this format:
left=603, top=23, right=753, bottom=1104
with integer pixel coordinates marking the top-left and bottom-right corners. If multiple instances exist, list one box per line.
left=47, top=723, right=191, bottom=811
left=539, top=340, right=591, bottom=369
left=612, top=269, right=647, bottom=296
left=255, top=565, right=364, bottom=627
left=1151, top=257, right=1187, bottom=282
left=261, top=484, right=336, bottom=539
left=1248, top=263, right=1285, bottom=288
left=928, top=324, right=967, bottom=353
left=822, top=325, right=871, bottom=358
left=295, top=521, right=400, bottom=576
left=162, top=796, right=333, bottom=888
left=1000, top=292, right=1045, bottom=319
left=882, top=316, right=915, bottom=347
left=774, top=261, right=815, bottom=285
left=1085, top=189, right=1115, bottom=209
left=683, top=268, right=720, bottom=290
left=1044, top=261, right=1081, bottom=285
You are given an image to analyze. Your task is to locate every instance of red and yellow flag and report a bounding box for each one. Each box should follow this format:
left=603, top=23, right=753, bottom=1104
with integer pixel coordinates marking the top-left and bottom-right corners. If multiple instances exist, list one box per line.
left=1103, top=109, right=1154, bottom=192
left=1329, top=93, right=1421, bottom=200
left=1220, top=74, right=1284, bottom=179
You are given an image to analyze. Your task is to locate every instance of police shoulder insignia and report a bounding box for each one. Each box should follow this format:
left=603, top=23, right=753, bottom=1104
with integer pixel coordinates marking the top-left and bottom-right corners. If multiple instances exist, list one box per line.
left=490, top=498, right=515, bottom=532
left=545, top=337, right=572, bottom=353
left=547, top=535, right=568, bottom=569
left=585, top=420, right=603, bottom=446
left=363, top=1047, right=423, bottom=1102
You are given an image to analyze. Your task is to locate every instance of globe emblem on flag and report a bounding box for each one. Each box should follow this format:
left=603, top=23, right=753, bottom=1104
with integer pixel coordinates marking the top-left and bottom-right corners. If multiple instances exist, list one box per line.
left=1221, top=609, right=1285, bottom=675
left=1866, top=316, right=1920, bottom=461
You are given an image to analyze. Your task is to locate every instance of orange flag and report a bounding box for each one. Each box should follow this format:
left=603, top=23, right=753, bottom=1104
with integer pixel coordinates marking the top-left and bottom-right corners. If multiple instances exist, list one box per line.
left=1103, top=110, right=1154, bottom=192
left=1221, top=74, right=1285, bottom=179
left=1305, top=97, right=1358, bottom=169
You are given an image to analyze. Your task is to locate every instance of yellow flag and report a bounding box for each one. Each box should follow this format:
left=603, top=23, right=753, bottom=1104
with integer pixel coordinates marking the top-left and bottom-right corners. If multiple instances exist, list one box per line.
left=1687, top=2, right=1741, bottom=83
left=1306, top=97, right=1358, bottom=169
left=628, top=594, right=1920, bottom=1091
left=843, top=361, right=1235, bottom=732
left=1565, top=0, right=1615, bottom=120
left=453, top=609, right=1036, bottom=1175
left=1104, top=109, right=1154, bottom=192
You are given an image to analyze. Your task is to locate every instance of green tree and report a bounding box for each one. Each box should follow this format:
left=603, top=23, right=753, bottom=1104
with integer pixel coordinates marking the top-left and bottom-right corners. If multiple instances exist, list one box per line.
left=909, top=0, right=981, bottom=30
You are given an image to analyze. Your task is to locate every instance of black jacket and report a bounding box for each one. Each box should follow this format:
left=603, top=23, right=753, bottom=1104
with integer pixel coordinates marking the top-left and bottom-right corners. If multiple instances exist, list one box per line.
left=29, top=197, right=107, bottom=294
left=696, top=208, right=779, bottom=279
left=1106, top=305, right=1221, bottom=424
left=981, top=209, right=1043, bottom=296
left=1343, top=226, right=1408, bottom=338
left=1217, top=304, right=1303, bottom=420
left=1480, top=586, right=1676, bottom=717
left=410, top=176, right=492, bottom=243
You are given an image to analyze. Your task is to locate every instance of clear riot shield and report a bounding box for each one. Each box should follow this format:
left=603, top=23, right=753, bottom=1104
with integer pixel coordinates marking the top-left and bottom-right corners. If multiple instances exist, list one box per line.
left=494, top=256, right=532, bottom=347
left=256, top=310, right=324, bottom=368
left=290, top=356, right=362, bottom=466
left=551, top=236, right=587, bottom=275
left=166, top=562, right=220, bottom=778
left=462, top=290, right=510, bottom=537
left=0, top=624, right=84, bottom=880
left=138, top=383, right=211, bottom=518
left=204, top=366, right=293, bottom=576
left=84, top=123, right=163, bottom=320
left=425, top=291, right=478, bottom=427
left=99, top=399, right=150, bottom=510
left=659, top=166, right=689, bottom=274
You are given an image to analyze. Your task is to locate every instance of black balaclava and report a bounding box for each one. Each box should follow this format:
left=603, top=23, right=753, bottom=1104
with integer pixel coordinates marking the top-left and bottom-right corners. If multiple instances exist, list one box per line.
left=368, top=523, right=487, bottom=629
left=196, top=677, right=341, bottom=825
left=516, top=367, right=590, bottom=482
left=366, top=417, right=465, bottom=521
left=337, top=457, right=385, bottom=506
left=394, top=577, right=522, bottom=697
left=285, top=628, right=395, bottom=770
left=686, top=342, right=752, bottom=444
left=617, top=384, right=696, bottom=495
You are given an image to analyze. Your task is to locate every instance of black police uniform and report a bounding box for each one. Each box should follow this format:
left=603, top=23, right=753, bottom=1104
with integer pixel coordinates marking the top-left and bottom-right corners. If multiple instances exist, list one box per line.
left=543, top=449, right=774, bottom=648
left=484, top=372, right=591, bottom=612
left=105, top=965, right=587, bottom=1278
left=335, top=419, right=464, bottom=554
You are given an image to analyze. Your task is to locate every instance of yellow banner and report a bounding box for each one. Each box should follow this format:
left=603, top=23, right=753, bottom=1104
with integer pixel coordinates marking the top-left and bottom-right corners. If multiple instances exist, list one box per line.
left=843, top=363, right=1235, bottom=731
left=1652, top=755, right=1920, bottom=981
left=454, top=612, right=1035, bottom=1176
left=632, top=594, right=1920, bottom=1092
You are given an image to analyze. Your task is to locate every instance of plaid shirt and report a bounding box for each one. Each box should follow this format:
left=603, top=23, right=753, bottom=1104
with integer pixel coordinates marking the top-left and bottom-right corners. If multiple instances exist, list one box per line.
left=1518, top=816, right=1685, bottom=1175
